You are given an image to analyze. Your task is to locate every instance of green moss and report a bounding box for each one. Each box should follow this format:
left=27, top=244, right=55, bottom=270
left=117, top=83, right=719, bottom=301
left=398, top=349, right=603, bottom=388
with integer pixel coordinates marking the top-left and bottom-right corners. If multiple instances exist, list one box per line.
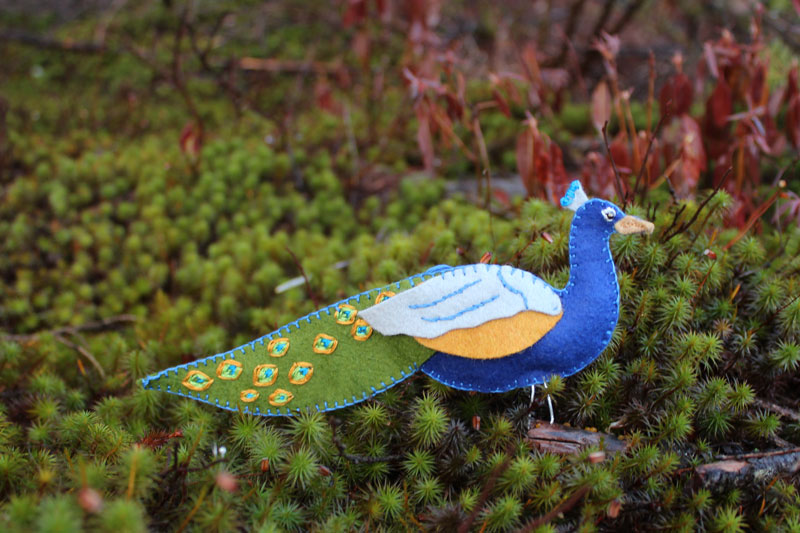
left=1, top=3, right=799, bottom=530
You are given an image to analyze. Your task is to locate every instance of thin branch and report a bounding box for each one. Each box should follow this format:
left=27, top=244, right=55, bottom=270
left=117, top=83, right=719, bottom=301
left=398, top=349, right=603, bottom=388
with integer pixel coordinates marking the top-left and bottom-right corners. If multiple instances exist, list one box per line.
left=601, top=121, right=625, bottom=204
left=329, top=418, right=401, bottom=464
left=662, top=168, right=732, bottom=243
left=632, top=111, right=668, bottom=203
left=0, top=30, right=106, bottom=53
left=753, top=399, right=800, bottom=423
left=553, top=0, right=588, bottom=66
left=284, top=246, right=320, bottom=310
left=53, top=334, right=106, bottom=379
left=716, top=447, right=800, bottom=461
left=608, top=0, right=647, bottom=35
left=722, top=181, right=785, bottom=251
left=658, top=204, right=687, bottom=241
left=1, top=314, right=138, bottom=343
left=519, top=484, right=592, bottom=532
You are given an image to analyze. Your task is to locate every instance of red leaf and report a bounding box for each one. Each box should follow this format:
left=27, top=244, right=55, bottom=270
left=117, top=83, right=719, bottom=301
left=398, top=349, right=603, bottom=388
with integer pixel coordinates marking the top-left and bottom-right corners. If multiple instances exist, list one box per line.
left=794, top=0, right=800, bottom=16
left=751, top=62, right=767, bottom=106
left=516, top=114, right=566, bottom=202
left=659, top=73, right=693, bottom=117
left=708, top=78, right=732, bottom=130
left=493, top=89, right=511, bottom=118
left=676, top=116, right=706, bottom=196
left=591, top=81, right=612, bottom=133
left=548, top=142, right=569, bottom=193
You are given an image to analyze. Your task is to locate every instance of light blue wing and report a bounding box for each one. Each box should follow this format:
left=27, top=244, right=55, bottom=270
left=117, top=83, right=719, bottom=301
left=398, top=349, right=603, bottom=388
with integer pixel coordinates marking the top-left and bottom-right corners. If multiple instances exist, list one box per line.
left=359, top=264, right=562, bottom=339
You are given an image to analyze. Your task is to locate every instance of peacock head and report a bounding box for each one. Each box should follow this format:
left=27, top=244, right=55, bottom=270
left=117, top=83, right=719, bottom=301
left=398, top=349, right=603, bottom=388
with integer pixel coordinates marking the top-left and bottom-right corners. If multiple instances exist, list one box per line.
left=560, top=180, right=654, bottom=236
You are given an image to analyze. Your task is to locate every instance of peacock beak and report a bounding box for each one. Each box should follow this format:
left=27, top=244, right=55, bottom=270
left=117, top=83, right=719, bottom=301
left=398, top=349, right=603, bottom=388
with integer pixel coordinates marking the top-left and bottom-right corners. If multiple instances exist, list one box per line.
left=615, top=216, right=655, bottom=235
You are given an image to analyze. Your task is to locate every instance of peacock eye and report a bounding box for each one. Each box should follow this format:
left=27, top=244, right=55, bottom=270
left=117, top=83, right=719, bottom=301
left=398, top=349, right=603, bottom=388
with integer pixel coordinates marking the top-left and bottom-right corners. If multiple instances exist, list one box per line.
left=601, top=207, right=616, bottom=222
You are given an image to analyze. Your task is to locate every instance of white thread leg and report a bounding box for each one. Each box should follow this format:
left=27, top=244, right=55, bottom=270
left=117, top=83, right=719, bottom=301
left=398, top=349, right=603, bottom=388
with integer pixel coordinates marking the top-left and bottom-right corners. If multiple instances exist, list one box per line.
left=543, top=382, right=554, bottom=424
left=530, top=385, right=535, bottom=405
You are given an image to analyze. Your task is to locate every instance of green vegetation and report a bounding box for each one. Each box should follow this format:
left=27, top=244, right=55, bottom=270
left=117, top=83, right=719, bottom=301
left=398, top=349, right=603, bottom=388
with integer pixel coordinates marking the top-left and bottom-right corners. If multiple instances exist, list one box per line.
left=2, top=1, right=800, bottom=531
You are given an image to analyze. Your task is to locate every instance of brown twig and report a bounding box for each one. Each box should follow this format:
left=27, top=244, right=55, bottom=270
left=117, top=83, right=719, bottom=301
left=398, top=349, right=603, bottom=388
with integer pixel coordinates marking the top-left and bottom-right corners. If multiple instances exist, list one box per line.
left=458, top=443, right=516, bottom=533
left=661, top=168, right=732, bottom=243
left=752, top=399, right=800, bottom=423
left=519, top=484, right=592, bottom=532
left=1, top=314, right=138, bottom=343
left=283, top=246, right=320, bottom=310
left=52, top=334, right=106, bottom=379
left=608, top=0, right=647, bottom=35
left=716, top=447, right=800, bottom=461
left=553, top=0, right=588, bottom=66
left=694, top=448, right=800, bottom=488
left=722, top=181, right=786, bottom=251
left=0, top=30, right=106, bottom=53
left=601, top=121, right=626, bottom=204
left=632, top=112, right=668, bottom=204
left=238, top=57, right=344, bottom=75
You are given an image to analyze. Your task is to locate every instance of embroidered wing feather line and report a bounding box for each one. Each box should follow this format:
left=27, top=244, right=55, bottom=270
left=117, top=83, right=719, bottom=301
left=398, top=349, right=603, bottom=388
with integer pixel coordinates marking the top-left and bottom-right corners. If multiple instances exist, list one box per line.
left=359, top=264, right=562, bottom=340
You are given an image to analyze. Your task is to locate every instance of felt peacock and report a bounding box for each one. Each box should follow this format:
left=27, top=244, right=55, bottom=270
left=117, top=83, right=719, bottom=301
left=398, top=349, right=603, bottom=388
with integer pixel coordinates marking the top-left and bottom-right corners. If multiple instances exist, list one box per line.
left=142, top=181, right=654, bottom=417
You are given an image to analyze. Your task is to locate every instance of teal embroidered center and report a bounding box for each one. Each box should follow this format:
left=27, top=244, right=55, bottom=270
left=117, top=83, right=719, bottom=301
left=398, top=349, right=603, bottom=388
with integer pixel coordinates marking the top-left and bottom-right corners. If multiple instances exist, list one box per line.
left=253, top=364, right=278, bottom=387
left=351, top=319, right=373, bottom=341
left=216, top=360, right=242, bottom=380
left=313, top=334, right=338, bottom=354
left=267, top=338, right=290, bottom=357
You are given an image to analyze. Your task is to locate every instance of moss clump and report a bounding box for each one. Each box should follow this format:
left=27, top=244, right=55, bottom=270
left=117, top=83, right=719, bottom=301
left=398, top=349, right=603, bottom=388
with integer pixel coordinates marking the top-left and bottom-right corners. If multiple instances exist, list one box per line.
left=2, top=2, right=800, bottom=531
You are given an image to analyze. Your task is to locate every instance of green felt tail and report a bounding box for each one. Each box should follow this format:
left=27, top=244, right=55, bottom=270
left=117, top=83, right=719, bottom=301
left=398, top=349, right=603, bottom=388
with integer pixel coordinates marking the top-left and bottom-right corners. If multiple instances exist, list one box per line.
left=141, top=274, right=436, bottom=416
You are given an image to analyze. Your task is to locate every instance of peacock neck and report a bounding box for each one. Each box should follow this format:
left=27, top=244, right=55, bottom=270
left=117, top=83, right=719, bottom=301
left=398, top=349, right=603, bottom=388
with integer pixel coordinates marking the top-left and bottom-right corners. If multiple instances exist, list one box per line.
left=560, top=219, right=619, bottom=328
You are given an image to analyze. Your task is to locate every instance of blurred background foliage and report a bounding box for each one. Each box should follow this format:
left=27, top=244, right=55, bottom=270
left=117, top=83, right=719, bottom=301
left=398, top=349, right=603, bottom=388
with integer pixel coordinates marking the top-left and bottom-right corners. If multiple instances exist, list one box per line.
left=1, top=0, right=800, bottom=531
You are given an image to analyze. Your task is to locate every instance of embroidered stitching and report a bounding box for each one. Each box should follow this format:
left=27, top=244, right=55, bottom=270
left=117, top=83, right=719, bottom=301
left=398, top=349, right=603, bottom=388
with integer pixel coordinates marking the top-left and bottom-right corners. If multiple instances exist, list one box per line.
left=408, top=278, right=482, bottom=309
left=420, top=294, right=500, bottom=322
left=496, top=268, right=529, bottom=309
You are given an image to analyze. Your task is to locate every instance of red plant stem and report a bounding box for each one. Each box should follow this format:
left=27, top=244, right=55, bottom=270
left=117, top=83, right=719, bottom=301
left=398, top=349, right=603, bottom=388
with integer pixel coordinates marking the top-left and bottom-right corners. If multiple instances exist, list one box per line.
left=602, top=121, right=626, bottom=205
left=662, top=167, right=732, bottom=243
left=632, top=111, right=668, bottom=204
left=519, top=484, right=592, bottom=532
left=722, top=184, right=784, bottom=251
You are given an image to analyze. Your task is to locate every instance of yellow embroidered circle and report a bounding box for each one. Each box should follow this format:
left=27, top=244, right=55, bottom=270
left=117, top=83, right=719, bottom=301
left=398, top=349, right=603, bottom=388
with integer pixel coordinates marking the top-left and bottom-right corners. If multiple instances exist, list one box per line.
left=312, top=334, right=338, bottom=354
left=216, top=359, right=243, bottom=380
left=267, top=338, right=290, bottom=358
left=288, top=362, right=314, bottom=385
left=252, top=364, right=279, bottom=387
left=240, top=389, right=260, bottom=403
left=375, top=291, right=396, bottom=304
left=334, top=304, right=358, bottom=325
left=351, top=319, right=373, bottom=341
left=182, top=370, right=213, bottom=391
left=268, top=389, right=294, bottom=407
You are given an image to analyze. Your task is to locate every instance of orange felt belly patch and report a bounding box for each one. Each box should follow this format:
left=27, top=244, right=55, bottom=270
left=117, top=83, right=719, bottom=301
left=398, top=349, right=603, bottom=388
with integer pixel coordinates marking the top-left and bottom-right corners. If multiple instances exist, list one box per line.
left=414, top=310, right=563, bottom=359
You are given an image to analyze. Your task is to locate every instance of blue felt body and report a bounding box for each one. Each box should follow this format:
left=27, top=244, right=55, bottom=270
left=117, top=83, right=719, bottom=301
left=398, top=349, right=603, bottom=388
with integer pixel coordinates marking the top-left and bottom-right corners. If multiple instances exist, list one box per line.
left=421, top=199, right=621, bottom=392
